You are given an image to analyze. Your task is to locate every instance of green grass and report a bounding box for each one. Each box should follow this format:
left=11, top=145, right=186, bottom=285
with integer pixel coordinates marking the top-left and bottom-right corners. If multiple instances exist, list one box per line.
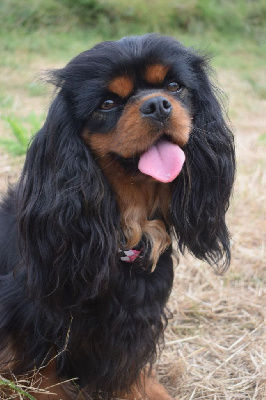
left=0, top=0, right=265, bottom=159
left=246, top=77, right=266, bottom=100
left=0, top=1, right=265, bottom=77
left=1, top=0, right=265, bottom=38
left=0, top=0, right=265, bottom=70
left=0, top=114, right=43, bottom=155
left=27, top=81, right=46, bottom=97
left=0, top=94, right=14, bottom=109
left=0, top=377, right=36, bottom=400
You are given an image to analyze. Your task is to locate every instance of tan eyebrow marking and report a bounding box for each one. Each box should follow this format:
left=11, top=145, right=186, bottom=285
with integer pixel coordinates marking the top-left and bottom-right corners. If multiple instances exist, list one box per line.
left=108, top=76, right=134, bottom=98
left=145, top=64, right=169, bottom=84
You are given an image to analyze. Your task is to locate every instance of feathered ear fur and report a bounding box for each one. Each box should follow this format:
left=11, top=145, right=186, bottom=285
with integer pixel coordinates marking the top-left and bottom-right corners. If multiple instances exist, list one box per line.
left=171, top=57, right=235, bottom=271
left=16, top=90, right=119, bottom=308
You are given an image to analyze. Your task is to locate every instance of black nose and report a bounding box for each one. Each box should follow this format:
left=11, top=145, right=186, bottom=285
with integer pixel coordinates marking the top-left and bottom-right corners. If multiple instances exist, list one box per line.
left=140, top=96, right=172, bottom=122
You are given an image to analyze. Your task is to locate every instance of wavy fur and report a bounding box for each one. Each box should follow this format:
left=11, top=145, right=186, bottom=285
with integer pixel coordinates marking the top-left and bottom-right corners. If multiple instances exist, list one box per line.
left=0, top=34, right=235, bottom=398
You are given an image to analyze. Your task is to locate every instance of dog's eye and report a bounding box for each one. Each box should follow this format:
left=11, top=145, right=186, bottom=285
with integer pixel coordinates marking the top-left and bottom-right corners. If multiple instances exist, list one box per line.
left=166, top=82, right=182, bottom=93
left=100, top=100, right=118, bottom=110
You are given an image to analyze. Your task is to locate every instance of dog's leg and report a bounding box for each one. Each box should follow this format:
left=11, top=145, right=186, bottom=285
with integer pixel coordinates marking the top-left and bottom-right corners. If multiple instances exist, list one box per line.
left=30, top=360, right=76, bottom=400
left=122, top=370, right=173, bottom=400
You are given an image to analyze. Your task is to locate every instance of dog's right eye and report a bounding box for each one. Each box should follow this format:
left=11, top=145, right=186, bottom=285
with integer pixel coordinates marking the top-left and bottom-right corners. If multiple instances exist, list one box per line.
left=100, top=100, right=118, bottom=111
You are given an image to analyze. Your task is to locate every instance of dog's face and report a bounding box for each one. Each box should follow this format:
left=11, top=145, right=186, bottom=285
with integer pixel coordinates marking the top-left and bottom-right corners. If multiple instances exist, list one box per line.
left=83, top=60, right=191, bottom=183
left=58, top=35, right=199, bottom=185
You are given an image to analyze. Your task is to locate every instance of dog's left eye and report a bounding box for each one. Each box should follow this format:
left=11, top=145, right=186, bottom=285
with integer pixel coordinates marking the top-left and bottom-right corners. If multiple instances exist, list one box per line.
left=166, top=82, right=183, bottom=92
left=100, top=100, right=118, bottom=111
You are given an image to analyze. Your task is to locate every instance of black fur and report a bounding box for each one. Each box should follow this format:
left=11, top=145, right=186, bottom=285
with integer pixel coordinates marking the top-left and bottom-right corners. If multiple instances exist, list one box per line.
left=0, top=34, right=235, bottom=396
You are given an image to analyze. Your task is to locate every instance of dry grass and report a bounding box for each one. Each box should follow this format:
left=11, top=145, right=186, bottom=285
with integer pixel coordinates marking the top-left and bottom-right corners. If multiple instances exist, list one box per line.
left=0, top=62, right=265, bottom=399
left=158, top=70, right=266, bottom=399
left=0, top=374, right=51, bottom=399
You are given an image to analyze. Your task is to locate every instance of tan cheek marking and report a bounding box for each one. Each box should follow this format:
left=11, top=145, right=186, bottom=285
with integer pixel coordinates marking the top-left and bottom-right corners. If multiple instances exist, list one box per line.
left=82, top=129, right=114, bottom=157
left=108, top=76, right=134, bottom=98
left=166, top=97, right=191, bottom=146
left=145, top=64, right=169, bottom=84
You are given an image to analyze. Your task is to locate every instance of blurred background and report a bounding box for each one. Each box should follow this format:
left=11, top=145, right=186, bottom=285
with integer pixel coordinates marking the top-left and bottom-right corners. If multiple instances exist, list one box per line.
left=0, top=1, right=265, bottom=399
left=0, top=0, right=265, bottom=157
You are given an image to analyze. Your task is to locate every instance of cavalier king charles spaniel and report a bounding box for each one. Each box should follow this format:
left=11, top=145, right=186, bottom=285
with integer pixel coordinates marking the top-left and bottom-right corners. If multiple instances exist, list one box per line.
left=0, top=34, right=235, bottom=399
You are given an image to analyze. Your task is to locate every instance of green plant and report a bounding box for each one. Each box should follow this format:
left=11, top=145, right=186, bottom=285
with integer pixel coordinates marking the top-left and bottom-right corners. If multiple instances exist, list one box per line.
left=1, top=0, right=265, bottom=39
left=0, top=377, right=36, bottom=400
left=60, top=0, right=113, bottom=25
left=0, top=113, right=43, bottom=156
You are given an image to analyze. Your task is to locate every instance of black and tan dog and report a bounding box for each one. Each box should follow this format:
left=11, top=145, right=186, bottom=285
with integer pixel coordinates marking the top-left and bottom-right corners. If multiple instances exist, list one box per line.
left=0, top=34, right=235, bottom=399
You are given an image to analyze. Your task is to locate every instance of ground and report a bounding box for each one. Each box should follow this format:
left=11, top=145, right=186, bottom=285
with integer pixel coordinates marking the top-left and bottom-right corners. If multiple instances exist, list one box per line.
left=0, top=60, right=265, bottom=399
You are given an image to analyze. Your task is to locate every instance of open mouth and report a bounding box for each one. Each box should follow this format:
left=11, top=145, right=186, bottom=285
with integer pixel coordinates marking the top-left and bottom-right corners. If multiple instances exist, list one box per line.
left=112, top=135, right=186, bottom=183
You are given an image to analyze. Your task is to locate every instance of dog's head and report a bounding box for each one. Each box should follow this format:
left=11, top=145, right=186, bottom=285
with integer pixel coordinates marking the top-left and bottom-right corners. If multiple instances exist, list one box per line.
left=17, top=34, right=235, bottom=303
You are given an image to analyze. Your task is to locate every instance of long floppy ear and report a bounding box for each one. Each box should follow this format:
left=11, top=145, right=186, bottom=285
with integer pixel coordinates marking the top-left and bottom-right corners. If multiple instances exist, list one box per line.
left=16, top=91, right=119, bottom=307
left=171, top=57, right=235, bottom=271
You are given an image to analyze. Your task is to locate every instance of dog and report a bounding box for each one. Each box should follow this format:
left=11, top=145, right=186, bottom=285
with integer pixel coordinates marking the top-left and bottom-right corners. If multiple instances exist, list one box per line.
left=0, top=34, right=235, bottom=399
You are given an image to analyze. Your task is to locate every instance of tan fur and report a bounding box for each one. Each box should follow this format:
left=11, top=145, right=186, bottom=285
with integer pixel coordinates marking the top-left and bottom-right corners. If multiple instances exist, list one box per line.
left=31, top=361, right=75, bottom=400
left=143, top=220, right=171, bottom=272
left=90, top=156, right=172, bottom=269
left=145, top=64, right=169, bottom=84
left=108, top=75, right=134, bottom=98
left=123, top=370, right=173, bottom=399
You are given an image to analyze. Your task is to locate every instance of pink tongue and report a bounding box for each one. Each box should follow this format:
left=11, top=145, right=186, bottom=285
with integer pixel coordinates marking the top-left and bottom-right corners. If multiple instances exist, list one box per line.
left=138, top=140, right=185, bottom=183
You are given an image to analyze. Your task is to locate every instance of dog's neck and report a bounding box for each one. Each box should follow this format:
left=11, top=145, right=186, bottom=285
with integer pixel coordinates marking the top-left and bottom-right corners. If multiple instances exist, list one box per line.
left=98, top=156, right=172, bottom=268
